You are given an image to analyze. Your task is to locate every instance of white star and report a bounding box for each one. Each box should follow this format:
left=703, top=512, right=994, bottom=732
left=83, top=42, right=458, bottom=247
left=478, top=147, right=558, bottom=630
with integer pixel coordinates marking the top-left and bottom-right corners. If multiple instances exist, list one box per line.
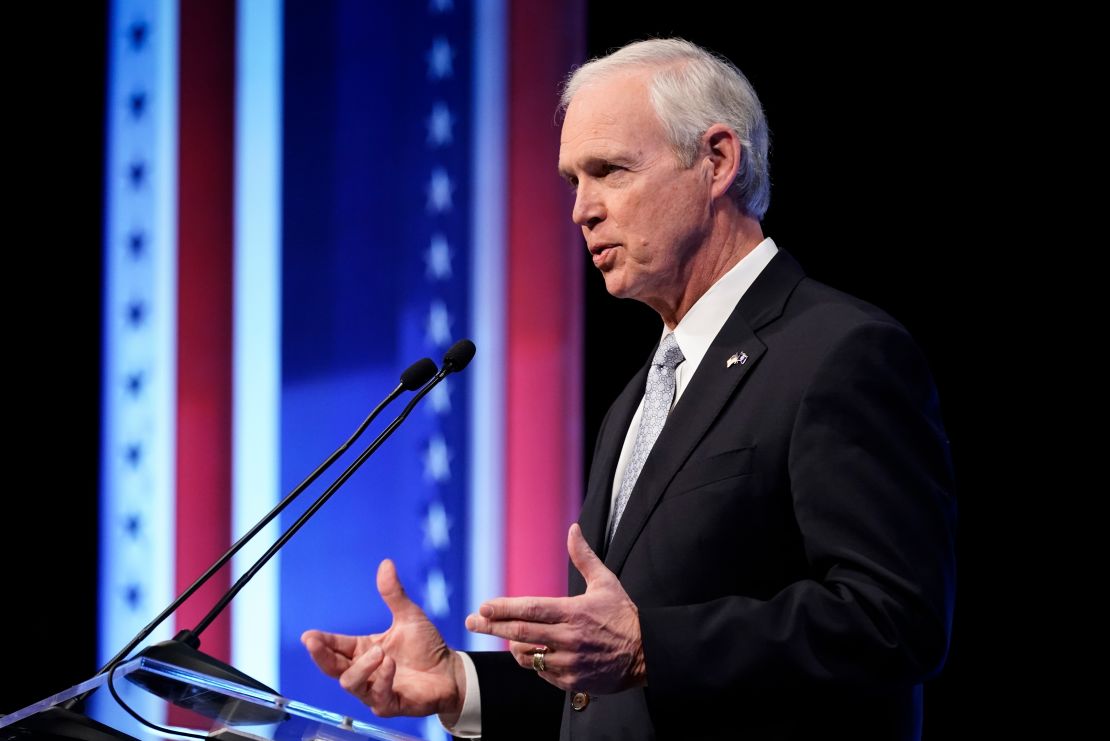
left=426, top=300, right=452, bottom=347
left=424, top=568, right=451, bottom=618
left=429, top=0, right=454, bottom=13
left=427, top=376, right=452, bottom=414
left=424, top=434, right=451, bottom=482
left=427, top=37, right=454, bottom=80
left=423, top=501, right=451, bottom=550
left=426, top=168, right=454, bottom=213
left=425, top=233, right=452, bottom=280
left=426, top=102, right=454, bottom=147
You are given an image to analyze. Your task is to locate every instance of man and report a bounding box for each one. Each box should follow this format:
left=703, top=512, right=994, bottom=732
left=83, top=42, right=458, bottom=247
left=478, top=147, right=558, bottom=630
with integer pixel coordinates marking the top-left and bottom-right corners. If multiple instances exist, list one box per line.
left=303, top=38, right=956, bottom=740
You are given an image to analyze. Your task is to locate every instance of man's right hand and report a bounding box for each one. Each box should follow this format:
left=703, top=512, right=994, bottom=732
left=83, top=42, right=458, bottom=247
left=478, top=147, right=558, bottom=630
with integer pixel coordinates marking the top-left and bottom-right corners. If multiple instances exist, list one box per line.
left=301, top=559, right=466, bottom=724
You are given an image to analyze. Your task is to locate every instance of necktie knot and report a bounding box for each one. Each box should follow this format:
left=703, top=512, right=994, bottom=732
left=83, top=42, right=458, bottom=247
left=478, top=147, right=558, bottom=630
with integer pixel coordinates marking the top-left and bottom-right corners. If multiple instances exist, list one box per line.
left=654, top=333, right=684, bottom=370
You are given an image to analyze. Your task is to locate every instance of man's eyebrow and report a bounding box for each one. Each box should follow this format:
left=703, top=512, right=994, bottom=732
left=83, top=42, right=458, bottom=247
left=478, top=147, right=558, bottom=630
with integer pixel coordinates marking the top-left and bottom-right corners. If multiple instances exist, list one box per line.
left=558, top=155, right=632, bottom=181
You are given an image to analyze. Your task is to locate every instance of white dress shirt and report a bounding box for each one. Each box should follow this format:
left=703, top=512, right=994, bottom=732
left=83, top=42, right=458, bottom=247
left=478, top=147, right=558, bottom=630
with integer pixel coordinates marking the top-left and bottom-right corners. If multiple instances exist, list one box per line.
left=444, top=237, right=780, bottom=737
left=608, top=237, right=779, bottom=527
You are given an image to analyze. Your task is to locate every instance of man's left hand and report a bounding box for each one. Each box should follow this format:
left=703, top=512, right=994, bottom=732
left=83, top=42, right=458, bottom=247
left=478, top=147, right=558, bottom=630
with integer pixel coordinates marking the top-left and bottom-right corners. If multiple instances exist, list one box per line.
left=465, top=523, right=646, bottom=694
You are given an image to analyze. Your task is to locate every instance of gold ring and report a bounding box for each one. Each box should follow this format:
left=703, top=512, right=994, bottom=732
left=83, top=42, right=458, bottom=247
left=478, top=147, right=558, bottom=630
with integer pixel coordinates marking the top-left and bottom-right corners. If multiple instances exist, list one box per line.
left=531, top=647, right=547, bottom=672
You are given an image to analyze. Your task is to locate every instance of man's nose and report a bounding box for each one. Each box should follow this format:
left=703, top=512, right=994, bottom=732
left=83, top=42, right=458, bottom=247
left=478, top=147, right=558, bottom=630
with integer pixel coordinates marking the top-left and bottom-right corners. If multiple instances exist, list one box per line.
left=571, top=183, right=605, bottom=229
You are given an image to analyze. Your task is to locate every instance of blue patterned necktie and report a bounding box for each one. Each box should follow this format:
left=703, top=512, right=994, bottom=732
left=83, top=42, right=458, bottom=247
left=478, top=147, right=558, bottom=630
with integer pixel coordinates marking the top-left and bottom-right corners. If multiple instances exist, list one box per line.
left=608, top=332, right=685, bottom=544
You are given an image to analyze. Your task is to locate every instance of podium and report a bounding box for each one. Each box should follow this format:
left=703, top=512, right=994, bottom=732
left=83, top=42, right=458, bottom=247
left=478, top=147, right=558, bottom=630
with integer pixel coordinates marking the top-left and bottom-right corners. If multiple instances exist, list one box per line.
left=0, top=656, right=423, bottom=740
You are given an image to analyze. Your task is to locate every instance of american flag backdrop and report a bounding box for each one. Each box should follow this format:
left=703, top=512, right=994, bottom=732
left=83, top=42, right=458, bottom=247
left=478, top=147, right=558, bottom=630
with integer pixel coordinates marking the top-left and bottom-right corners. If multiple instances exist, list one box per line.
left=96, top=1, right=584, bottom=738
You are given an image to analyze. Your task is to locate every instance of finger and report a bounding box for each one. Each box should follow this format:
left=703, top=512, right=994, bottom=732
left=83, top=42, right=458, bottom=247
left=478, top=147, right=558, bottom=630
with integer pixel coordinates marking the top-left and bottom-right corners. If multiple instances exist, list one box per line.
left=367, top=655, right=398, bottom=716
left=301, top=629, right=361, bottom=656
left=377, top=559, right=422, bottom=621
left=509, top=641, right=561, bottom=672
left=509, top=640, right=549, bottom=655
left=476, top=596, right=569, bottom=623
left=466, top=615, right=566, bottom=646
left=339, top=644, right=385, bottom=697
left=507, top=644, right=575, bottom=692
left=567, top=522, right=609, bottom=586
left=301, top=630, right=360, bottom=677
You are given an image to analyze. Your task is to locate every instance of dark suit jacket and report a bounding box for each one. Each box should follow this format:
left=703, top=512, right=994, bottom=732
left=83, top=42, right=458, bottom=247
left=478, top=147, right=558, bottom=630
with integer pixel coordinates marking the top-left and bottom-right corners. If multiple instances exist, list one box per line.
left=470, top=251, right=957, bottom=740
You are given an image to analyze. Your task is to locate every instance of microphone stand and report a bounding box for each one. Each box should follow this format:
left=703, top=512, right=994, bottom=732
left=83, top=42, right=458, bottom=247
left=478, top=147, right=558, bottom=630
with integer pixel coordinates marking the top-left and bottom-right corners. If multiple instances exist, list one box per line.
left=116, top=341, right=473, bottom=722
left=19, top=357, right=440, bottom=739
left=127, top=362, right=458, bottom=721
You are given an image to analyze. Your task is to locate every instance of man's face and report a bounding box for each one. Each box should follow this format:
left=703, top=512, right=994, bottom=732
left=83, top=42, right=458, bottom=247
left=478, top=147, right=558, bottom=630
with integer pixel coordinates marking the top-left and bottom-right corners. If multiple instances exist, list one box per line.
left=558, top=71, right=713, bottom=308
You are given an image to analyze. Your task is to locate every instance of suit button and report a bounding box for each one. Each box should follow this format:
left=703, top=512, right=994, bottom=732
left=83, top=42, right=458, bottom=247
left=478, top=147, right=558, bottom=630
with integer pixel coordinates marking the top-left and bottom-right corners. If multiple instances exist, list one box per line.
left=571, top=692, right=590, bottom=711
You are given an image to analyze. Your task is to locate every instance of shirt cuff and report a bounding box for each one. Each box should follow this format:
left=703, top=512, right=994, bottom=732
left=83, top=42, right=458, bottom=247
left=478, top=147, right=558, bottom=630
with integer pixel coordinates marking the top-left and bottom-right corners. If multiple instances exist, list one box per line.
left=439, top=651, right=481, bottom=737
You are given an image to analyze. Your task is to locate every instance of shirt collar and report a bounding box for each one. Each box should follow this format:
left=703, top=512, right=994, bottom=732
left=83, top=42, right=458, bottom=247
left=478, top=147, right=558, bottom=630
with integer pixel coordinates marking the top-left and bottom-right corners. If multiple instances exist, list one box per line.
left=667, top=237, right=779, bottom=374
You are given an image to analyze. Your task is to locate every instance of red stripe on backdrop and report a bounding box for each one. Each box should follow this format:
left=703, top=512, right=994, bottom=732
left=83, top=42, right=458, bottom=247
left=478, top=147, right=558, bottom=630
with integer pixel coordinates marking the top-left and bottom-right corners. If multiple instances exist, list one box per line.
left=504, top=0, right=585, bottom=598
left=174, top=0, right=236, bottom=668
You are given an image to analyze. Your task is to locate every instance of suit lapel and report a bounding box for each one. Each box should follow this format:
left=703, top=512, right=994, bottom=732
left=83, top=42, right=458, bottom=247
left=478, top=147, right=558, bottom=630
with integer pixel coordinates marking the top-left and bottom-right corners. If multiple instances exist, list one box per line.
left=601, top=320, right=765, bottom=575
left=600, top=250, right=807, bottom=577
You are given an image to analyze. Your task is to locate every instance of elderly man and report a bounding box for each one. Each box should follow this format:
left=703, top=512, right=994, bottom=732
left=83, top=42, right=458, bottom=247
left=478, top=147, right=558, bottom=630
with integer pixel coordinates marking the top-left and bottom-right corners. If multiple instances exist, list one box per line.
left=303, top=38, right=956, bottom=740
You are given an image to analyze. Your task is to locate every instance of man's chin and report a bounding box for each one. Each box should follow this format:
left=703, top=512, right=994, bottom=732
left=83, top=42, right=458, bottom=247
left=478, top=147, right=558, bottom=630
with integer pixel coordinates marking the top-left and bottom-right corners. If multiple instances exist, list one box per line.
left=600, top=272, right=631, bottom=299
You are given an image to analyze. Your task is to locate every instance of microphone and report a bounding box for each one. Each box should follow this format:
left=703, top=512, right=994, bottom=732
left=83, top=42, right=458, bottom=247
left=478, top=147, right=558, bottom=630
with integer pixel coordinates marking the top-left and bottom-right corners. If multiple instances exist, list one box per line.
left=124, top=343, right=475, bottom=720
left=442, top=338, right=476, bottom=374
left=401, top=357, right=439, bottom=390
left=58, top=357, right=437, bottom=726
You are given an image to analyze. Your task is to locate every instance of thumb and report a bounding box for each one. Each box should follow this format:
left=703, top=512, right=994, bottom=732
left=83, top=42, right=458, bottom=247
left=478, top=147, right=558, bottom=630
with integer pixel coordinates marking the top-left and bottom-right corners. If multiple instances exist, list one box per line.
left=377, top=559, right=421, bottom=619
left=567, top=523, right=609, bottom=586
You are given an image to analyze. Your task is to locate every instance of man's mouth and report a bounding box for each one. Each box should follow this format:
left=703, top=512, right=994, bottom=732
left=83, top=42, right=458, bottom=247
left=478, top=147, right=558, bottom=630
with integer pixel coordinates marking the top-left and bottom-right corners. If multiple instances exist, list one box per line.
left=590, top=243, right=619, bottom=268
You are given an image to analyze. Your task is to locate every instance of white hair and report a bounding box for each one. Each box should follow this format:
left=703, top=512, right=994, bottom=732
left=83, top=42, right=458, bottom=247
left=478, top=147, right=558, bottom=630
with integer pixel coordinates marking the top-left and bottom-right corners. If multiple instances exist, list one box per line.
left=561, top=38, right=771, bottom=220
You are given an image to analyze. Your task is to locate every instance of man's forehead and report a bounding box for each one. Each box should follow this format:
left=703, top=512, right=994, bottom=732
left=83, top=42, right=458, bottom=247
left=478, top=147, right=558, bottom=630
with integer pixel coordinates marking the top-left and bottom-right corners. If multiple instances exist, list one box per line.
left=564, top=70, right=652, bottom=121
left=558, top=72, right=658, bottom=165
left=557, top=124, right=632, bottom=176
left=559, top=108, right=623, bottom=151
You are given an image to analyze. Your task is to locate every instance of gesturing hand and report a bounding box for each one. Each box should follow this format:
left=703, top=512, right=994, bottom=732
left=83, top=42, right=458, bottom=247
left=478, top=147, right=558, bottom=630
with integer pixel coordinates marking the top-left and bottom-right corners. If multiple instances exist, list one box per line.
left=465, top=523, right=646, bottom=694
left=301, top=559, right=467, bottom=723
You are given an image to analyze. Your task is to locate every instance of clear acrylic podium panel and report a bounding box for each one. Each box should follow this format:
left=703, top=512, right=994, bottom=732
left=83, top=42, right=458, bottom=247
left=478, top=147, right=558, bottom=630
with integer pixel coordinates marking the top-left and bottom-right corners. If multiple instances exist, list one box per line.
left=0, top=656, right=424, bottom=741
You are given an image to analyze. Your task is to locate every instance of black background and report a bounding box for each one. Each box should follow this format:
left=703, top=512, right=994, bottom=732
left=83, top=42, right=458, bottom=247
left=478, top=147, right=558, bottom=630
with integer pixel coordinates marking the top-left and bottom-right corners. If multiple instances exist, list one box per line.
left=5, top=2, right=1032, bottom=737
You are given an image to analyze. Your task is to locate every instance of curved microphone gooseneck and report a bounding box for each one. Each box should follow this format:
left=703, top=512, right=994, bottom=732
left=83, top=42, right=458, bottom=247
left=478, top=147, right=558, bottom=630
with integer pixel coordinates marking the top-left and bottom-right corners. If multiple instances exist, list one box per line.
left=122, top=341, right=476, bottom=722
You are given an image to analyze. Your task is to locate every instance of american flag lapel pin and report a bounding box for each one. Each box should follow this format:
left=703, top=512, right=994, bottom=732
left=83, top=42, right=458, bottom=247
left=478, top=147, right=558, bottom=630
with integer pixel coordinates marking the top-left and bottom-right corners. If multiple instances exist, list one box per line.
left=726, top=351, right=749, bottom=368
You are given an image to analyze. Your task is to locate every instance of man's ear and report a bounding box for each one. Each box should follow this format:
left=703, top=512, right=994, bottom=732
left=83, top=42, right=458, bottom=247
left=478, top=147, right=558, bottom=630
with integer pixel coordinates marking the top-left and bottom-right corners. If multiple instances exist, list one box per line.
left=702, top=124, right=742, bottom=200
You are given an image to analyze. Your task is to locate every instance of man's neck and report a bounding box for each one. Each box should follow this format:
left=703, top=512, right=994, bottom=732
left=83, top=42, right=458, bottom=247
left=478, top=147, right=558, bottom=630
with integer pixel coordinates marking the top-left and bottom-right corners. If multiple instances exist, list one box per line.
left=652, top=212, right=765, bottom=329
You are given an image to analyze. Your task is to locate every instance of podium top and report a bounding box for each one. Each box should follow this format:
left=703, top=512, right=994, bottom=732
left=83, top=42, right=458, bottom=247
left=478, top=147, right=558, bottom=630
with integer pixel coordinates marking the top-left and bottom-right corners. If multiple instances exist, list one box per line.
left=0, top=656, right=424, bottom=741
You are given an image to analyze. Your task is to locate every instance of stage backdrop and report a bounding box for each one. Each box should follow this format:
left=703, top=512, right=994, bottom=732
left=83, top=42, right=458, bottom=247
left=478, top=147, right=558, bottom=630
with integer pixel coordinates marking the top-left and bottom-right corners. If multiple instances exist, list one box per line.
left=96, top=1, right=583, bottom=738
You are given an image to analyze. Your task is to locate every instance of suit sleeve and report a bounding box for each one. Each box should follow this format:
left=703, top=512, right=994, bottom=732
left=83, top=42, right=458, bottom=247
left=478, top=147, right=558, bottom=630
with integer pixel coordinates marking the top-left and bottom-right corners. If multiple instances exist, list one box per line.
left=637, top=320, right=957, bottom=695
left=466, top=651, right=564, bottom=740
